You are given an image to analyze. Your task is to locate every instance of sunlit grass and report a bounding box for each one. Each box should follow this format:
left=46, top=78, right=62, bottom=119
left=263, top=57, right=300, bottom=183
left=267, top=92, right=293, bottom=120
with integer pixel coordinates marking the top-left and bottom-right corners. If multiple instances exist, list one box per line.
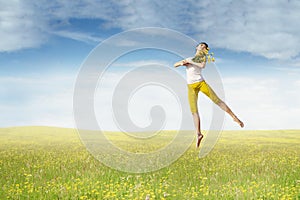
left=0, top=127, right=299, bottom=199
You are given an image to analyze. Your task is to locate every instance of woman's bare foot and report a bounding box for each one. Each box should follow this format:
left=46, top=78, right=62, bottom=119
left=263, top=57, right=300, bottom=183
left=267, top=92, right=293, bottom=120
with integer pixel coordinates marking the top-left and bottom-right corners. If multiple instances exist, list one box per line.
left=196, top=133, right=204, bottom=148
left=234, top=117, right=244, bottom=128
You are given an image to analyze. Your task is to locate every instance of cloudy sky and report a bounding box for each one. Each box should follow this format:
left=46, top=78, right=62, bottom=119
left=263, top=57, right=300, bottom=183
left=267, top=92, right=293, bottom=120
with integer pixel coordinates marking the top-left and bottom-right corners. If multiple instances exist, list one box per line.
left=1, top=0, right=300, bottom=131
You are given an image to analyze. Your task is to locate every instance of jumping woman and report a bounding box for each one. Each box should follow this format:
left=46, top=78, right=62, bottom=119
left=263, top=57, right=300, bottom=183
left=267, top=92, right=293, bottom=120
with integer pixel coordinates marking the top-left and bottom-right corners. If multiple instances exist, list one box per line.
left=174, top=42, right=244, bottom=148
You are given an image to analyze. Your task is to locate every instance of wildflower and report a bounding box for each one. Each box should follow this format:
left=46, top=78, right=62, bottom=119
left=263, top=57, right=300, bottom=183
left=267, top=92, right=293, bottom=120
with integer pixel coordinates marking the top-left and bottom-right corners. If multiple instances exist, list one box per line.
left=192, top=48, right=215, bottom=63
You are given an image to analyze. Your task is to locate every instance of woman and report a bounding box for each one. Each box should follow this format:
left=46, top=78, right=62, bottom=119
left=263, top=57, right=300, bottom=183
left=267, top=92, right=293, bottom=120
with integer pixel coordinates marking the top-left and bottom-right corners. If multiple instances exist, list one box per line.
left=174, top=42, right=244, bottom=148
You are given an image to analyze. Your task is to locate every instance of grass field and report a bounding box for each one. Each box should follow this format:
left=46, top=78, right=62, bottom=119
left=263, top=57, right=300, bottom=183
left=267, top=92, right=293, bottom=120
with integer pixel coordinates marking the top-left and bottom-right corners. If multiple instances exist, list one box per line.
left=0, top=127, right=299, bottom=199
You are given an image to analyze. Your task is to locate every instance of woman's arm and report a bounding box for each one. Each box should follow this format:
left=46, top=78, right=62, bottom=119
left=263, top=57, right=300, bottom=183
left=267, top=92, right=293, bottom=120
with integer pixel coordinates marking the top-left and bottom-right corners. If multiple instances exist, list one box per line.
left=174, top=59, right=188, bottom=68
left=186, top=57, right=206, bottom=68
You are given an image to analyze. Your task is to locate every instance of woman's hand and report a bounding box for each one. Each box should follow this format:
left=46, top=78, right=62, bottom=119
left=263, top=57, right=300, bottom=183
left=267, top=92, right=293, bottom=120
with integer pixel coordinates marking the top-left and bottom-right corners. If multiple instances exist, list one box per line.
left=174, top=60, right=190, bottom=68
left=182, top=60, right=189, bottom=66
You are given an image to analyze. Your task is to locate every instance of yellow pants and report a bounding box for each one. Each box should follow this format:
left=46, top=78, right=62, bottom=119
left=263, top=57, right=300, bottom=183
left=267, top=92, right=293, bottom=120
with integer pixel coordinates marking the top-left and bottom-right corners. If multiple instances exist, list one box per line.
left=187, top=81, right=222, bottom=113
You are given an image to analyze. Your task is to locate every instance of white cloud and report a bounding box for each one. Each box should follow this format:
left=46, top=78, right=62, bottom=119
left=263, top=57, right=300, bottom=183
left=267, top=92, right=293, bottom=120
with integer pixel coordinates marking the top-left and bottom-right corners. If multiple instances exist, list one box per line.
left=1, top=65, right=299, bottom=130
left=93, top=63, right=192, bottom=131
left=0, top=73, right=75, bottom=128
left=0, top=0, right=117, bottom=51
left=1, top=0, right=300, bottom=131
left=1, top=0, right=300, bottom=60
left=112, top=60, right=171, bottom=68
left=97, top=0, right=300, bottom=60
left=189, top=0, right=300, bottom=60
left=221, top=76, right=300, bottom=130
left=92, top=67, right=300, bottom=131
left=0, top=0, right=47, bottom=51
left=50, top=30, right=102, bottom=44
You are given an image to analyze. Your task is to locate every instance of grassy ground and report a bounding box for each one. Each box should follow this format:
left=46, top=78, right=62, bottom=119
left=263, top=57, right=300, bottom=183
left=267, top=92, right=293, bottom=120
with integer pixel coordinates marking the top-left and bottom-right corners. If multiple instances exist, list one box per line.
left=0, top=127, right=299, bottom=199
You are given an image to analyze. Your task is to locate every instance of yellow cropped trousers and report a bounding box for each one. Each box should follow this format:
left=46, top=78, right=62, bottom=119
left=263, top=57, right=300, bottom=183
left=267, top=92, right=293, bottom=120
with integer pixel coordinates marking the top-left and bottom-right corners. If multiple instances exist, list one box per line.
left=187, top=81, right=222, bottom=113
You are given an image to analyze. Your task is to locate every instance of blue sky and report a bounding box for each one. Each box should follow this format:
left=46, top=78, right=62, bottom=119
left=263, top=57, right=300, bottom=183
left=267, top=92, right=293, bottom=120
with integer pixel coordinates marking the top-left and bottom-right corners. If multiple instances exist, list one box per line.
left=1, top=0, right=300, bottom=130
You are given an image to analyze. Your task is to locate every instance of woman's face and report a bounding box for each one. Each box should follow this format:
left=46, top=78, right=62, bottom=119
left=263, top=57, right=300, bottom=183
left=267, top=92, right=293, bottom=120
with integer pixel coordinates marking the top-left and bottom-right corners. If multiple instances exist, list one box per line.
left=196, top=43, right=207, bottom=51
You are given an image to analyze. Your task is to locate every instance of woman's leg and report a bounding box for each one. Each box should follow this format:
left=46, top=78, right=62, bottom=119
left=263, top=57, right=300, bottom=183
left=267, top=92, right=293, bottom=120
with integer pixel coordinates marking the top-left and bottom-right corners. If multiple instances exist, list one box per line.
left=188, top=83, right=204, bottom=147
left=192, top=112, right=204, bottom=147
left=200, top=81, right=244, bottom=128
left=216, top=100, right=244, bottom=128
left=192, top=112, right=201, bottom=135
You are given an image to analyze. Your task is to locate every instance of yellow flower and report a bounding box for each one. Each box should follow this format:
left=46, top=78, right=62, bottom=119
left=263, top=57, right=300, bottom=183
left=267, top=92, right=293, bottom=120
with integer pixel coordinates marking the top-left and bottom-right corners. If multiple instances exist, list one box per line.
left=192, top=48, right=215, bottom=63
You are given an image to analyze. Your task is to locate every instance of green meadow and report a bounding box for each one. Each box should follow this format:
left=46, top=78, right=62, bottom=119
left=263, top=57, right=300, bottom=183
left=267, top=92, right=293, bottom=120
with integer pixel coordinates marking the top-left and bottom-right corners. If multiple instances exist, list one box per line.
left=0, top=127, right=299, bottom=200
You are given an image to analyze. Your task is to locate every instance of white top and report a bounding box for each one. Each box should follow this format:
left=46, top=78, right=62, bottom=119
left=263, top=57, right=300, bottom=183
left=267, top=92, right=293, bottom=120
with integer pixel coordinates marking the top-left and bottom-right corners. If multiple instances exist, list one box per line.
left=185, top=57, right=206, bottom=84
